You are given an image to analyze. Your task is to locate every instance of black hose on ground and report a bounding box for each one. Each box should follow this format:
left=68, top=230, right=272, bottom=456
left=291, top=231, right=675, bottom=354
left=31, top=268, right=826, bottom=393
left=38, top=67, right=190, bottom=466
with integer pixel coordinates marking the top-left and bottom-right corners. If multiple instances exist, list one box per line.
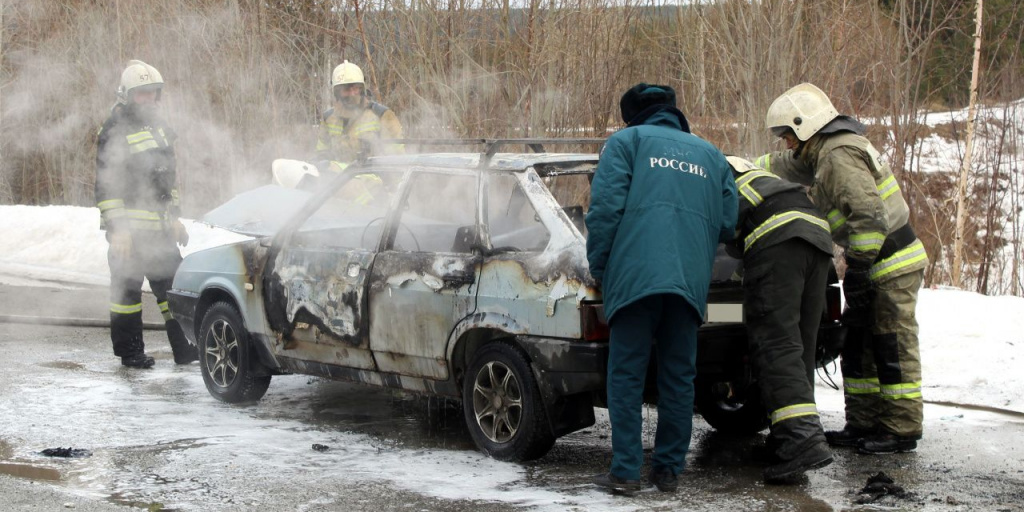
left=0, top=314, right=166, bottom=330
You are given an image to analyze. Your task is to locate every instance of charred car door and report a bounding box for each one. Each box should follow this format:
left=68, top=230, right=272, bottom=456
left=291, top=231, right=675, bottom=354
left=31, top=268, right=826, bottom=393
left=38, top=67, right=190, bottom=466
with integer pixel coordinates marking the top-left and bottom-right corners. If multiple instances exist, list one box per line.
left=367, top=170, right=481, bottom=380
left=264, top=170, right=397, bottom=370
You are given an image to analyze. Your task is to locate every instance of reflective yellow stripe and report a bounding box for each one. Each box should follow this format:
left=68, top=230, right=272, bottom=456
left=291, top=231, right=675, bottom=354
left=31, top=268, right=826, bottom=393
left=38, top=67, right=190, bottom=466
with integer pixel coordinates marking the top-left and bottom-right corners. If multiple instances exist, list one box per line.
left=125, top=131, right=153, bottom=144
left=97, top=199, right=124, bottom=212
left=125, top=210, right=162, bottom=221
left=770, top=403, right=819, bottom=425
left=849, top=231, right=885, bottom=252
left=170, top=189, right=180, bottom=207
left=827, top=209, right=846, bottom=231
left=355, top=174, right=383, bottom=185
left=326, top=123, right=344, bottom=136
left=844, top=377, right=881, bottom=395
left=351, top=120, right=381, bottom=137
left=126, top=130, right=160, bottom=154
left=159, top=301, right=173, bottom=322
left=877, top=175, right=900, bottom=200
left=755, top=154, right=771, bottom=173
left=328, top=161, right=350, bottom=172
left=881, top=381, right=922, bottom=400
left=736, top=170, right=778, bottom=189
left=110, top=303, right=143, bottom=315
left=744, top=210, right=830, bottom=252
left=870, top=240, right=928, bottom=280
left=736, top=171, right=777, bottom=206
left=128, top=140, right=159, bottom=154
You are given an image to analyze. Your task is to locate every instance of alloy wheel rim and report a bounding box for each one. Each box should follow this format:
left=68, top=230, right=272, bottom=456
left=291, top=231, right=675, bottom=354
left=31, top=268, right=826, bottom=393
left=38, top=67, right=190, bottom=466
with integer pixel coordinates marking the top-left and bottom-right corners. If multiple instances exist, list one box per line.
left=205, top=319, right=239, bottom=388
left=471, top=360, right=523, bottom=443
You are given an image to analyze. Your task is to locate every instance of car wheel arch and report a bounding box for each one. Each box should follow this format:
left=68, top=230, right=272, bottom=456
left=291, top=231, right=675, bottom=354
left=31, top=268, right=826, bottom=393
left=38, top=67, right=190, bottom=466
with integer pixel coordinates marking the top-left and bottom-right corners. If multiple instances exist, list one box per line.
left=195, top=287, right=244, bottom=340
left=446, top=314, right=528, bottom=378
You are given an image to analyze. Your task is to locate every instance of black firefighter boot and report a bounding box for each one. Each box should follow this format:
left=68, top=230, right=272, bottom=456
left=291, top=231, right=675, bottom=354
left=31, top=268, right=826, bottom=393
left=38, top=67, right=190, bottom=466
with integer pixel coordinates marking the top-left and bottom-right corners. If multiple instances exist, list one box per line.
left=167, top=320, right=199, bottom=364
left=764, top=417, right=834, bottom=484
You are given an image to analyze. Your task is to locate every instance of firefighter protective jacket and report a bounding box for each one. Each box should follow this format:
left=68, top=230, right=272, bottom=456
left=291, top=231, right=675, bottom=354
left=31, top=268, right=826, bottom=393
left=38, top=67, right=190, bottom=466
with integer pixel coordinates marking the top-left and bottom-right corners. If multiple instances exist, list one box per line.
left=756, top=131, right=927, bottom=282
left=315, top=100, right=403, bottom=168
left=730, top=168, right=833, bottom=261
left=95, top=104, right=180, bottom=233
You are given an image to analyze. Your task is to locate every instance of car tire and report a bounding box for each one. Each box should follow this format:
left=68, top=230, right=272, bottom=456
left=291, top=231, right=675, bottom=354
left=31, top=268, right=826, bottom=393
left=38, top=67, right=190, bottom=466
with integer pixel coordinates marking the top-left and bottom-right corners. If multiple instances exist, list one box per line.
left=463, top=342, right=555, bottom=461
left=198, top=301, right=271, bottom=403
left=695, top=377, right=769, bottom=435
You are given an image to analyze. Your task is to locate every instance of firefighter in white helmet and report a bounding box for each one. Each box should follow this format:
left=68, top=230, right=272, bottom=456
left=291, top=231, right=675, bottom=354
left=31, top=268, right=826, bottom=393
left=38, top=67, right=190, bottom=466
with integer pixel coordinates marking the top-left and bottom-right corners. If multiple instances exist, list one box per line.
left=756, top=83, right=928, bottom=455
left=315, top=60, right=404, bottom=172
left=95, top=60, right=197, bottom=369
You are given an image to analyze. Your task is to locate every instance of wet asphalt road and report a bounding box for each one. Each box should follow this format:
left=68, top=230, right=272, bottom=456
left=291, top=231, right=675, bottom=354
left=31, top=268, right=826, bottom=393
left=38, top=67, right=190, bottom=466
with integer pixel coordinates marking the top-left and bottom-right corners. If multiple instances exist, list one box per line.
left=0, top=284, right=1023, bottom=511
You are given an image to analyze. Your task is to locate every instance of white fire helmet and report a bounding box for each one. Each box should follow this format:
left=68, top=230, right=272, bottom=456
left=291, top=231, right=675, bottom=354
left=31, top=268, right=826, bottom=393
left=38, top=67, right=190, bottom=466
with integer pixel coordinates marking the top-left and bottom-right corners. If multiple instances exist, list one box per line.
left=116, top=60, right=164, bottom=105
left=331, top=60, right=365, bottom=88
left=766, top=83, right=839, bottom=142
left=725, top=156, right=760, bottom=174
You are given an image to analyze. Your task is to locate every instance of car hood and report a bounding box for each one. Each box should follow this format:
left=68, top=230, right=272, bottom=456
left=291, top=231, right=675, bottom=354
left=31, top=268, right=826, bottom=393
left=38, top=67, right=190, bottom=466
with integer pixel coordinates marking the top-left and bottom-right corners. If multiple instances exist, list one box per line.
left=200, top=185, right=312, bottom=236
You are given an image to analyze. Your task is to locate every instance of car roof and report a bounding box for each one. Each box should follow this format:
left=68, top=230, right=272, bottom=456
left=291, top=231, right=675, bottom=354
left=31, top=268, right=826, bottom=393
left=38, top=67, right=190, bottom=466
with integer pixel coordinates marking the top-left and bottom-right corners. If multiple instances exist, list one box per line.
left=367, top=152, right=599, bottom=175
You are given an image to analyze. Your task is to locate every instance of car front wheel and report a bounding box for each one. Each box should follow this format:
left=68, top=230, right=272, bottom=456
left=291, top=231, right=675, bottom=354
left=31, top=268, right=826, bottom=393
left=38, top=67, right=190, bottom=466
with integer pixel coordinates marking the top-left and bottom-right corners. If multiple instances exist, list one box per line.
left=463, top=342, right=554, bottom=461
left=199, top=301, right=271, bottom=403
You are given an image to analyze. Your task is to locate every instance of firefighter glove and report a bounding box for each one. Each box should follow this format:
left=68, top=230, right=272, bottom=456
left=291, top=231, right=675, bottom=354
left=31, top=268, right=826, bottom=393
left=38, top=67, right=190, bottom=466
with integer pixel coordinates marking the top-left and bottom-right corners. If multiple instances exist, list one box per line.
left=843, top=261, right=873, bottom=310
left=109, top=230, right=132, bottom=260
left=172, top=219, right=189, bottom=247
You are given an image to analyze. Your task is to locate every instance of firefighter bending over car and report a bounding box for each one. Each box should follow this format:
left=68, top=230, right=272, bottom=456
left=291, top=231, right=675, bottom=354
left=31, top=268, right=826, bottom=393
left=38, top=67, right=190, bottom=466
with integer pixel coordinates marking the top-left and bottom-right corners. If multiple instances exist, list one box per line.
left=95, top=60, right=197, bottom=369
left=725, top=156, right=834, bottom=482
left=758, top=83, right=928, bottom=455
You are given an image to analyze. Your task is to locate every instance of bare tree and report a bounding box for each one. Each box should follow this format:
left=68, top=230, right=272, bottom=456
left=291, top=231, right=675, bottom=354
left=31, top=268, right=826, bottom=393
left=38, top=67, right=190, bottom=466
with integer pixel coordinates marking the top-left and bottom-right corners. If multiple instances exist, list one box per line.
left=952, top=0, right=985, bottom=288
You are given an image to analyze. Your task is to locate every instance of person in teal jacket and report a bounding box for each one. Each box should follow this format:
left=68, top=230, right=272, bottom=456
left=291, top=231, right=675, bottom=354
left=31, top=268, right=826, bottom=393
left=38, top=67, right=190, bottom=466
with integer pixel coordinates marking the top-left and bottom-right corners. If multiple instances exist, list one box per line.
left=586, top=83, right=738, bottom=493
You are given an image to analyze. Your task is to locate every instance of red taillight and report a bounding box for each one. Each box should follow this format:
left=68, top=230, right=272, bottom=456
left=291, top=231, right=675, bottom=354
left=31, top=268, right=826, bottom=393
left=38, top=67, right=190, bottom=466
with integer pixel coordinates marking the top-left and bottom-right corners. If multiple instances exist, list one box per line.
left=582, top=302, right=609, bottom=341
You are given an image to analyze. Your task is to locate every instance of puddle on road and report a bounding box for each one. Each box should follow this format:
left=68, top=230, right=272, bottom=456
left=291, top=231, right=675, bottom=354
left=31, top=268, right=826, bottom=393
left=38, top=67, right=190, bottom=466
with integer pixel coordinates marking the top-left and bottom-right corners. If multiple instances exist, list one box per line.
left=0, top=462, right=62, bottom=481
left=38, top=360, right=86, bottom=371
left=276, top=380, right=477, bottom=453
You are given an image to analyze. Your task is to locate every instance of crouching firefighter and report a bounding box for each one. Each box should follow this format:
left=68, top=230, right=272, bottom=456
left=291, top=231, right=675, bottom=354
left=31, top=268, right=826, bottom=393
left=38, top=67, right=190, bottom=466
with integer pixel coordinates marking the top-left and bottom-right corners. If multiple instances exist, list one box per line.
left=725, top=156, right=834, bottom=483
left=758, top=83, right=929, bottom=454
left=95, top=60, right=198, bottom=369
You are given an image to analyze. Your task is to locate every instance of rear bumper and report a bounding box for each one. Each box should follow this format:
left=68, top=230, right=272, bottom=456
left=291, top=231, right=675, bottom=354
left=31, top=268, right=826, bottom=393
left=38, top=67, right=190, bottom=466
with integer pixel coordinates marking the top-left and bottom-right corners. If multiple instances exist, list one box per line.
left=517, top=336, right=607, bottom=397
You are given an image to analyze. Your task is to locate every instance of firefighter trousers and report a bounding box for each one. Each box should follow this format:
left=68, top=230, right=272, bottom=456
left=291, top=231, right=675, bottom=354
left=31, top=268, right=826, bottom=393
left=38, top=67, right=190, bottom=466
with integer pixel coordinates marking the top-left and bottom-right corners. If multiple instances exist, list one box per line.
left=744, top=238, right=831, bottom=461
left=607, top=294, right=700, bottom=480
left=841, top=269, right=924, bottom=438
left=107, top=229, right=187, bottom=359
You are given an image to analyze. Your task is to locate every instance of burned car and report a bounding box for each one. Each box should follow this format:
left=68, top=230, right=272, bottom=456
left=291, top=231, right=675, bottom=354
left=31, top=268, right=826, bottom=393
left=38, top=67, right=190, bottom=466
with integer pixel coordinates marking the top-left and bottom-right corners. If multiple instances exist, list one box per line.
left=168, top=141, right=844, bottom=461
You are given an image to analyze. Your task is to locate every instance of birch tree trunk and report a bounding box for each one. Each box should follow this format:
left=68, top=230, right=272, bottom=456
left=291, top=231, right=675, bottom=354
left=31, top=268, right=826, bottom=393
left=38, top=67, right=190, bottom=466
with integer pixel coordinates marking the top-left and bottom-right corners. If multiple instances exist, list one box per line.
left=952, top=0, right=984, bottom=288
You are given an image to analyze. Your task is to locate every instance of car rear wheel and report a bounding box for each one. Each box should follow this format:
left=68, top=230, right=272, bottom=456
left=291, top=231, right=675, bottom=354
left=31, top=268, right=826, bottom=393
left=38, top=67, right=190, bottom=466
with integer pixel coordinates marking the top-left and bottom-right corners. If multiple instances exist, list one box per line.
left=695, top=377, right=769, bottom=435
left=463, top=342, right=554, bottom=461
left=199, top=301, right=271, bottom=403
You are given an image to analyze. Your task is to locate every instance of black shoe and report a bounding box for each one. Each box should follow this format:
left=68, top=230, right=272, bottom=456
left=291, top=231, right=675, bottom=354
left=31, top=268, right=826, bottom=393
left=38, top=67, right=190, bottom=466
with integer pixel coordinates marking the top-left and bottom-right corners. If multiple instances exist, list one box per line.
left=168, top=321, right=199, bottom=364
left=172, top=343, right=199, bottom=364
left=857, top=433, right=919, bottom=454
left=592, top=472, right=643, bottom=493
left=763, top=442, right=834, bottom=483
left=121, top=353, right=155, bottom=369
left=825, top=426, right=874, bottom=447
left=648, top=467, right=678, bottom=492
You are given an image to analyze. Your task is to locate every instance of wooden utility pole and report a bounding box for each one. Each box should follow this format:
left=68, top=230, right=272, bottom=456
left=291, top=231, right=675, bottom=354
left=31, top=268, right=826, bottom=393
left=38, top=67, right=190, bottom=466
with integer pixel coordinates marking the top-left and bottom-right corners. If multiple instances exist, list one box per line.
left=952, top=0, right=984, bottom=288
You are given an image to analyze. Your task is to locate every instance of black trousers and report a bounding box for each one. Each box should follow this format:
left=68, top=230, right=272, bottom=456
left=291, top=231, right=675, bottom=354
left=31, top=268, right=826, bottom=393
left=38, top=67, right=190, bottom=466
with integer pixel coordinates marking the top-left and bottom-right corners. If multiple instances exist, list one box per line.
left=743, top=238, right=831, bottom=460
left=107, top=230, right=182, bottom=358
